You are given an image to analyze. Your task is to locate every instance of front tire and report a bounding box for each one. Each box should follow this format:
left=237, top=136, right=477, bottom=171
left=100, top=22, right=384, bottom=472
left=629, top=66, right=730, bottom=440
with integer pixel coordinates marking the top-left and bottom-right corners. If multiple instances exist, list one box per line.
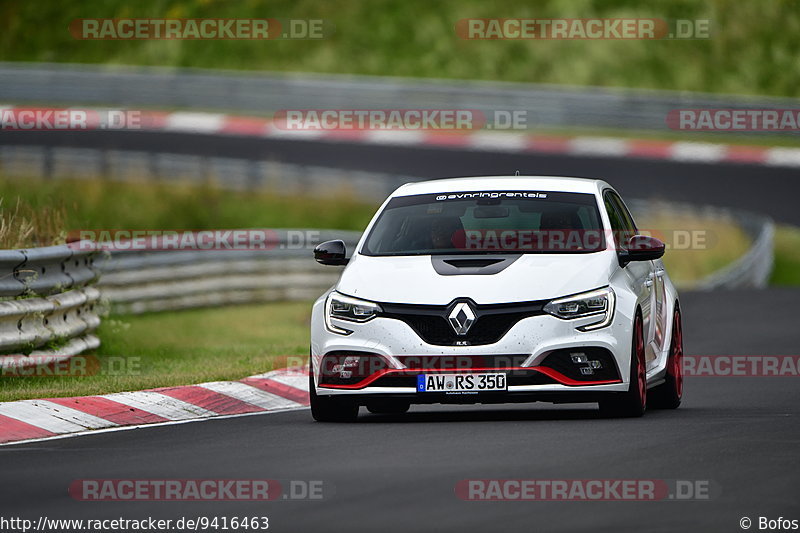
left=309, top=370, right=359, bottom=422
left=599, top=311, right=647, bottom=418
left=649, top=306, right=683, bottom=409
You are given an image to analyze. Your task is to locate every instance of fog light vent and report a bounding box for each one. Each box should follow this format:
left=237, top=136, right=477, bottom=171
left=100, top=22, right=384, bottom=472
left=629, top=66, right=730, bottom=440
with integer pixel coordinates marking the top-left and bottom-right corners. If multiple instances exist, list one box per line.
left=570, top=352, right=588, bottom=363
left=540, top=347, right=620, bottom=382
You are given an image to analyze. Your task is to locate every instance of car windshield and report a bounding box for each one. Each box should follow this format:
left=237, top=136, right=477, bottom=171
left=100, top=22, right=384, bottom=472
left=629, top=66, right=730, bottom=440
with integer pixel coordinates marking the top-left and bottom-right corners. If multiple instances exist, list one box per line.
left=362, top=190, right=606, bottom=256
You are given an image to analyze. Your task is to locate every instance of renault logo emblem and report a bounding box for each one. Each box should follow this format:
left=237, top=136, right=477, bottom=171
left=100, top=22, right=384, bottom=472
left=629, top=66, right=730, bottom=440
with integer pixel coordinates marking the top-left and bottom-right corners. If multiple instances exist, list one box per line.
left=448, top=302, right=476, bottom=335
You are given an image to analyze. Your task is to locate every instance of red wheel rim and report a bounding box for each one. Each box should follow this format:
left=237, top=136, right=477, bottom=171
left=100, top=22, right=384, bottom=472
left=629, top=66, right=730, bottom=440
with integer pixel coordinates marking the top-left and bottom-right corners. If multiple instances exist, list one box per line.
left=635, top=316, right=646, bottom=408
left=670, top=311, right=684, bottom=398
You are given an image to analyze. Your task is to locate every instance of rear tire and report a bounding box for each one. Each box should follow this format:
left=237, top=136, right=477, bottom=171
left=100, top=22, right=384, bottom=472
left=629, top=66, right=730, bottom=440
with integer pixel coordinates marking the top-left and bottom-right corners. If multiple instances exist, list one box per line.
left=649, top=306, right=683, bottom=409
left=309, top=370, right=359, bottom=422
left=599, top=312, right=647, bottom=418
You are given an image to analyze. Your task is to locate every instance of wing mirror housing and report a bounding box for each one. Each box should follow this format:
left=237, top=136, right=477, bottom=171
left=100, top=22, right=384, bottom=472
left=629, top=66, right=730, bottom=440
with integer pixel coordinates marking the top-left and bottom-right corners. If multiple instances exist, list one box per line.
left=618, top=235, right=665, bottom=266
left=314, top=240, right=349, bottom=266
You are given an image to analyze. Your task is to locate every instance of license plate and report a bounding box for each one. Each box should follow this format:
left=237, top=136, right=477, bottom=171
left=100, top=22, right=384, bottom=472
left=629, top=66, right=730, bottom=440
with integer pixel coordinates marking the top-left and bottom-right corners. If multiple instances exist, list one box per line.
left=417, top=373, right=507, bottom=392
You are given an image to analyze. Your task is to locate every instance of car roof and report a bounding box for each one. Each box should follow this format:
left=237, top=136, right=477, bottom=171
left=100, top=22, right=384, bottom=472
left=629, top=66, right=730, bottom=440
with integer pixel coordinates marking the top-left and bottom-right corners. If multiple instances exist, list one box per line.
left=392, top=176, right=610, bottom=197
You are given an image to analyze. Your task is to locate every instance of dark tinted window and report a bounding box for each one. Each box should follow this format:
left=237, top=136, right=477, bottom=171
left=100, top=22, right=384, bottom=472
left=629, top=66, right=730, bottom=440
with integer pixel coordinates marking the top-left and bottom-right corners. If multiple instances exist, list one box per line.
left=604, top=190, right=636, bottom=249
left=362, top=191, right=606, bottom=256
left=608, top=191, right=637, bottom=233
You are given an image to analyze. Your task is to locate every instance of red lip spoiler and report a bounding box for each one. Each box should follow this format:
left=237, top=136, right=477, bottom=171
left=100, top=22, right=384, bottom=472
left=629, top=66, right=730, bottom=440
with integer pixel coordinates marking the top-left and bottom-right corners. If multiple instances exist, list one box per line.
left=319, top=366, right=621, bottom=389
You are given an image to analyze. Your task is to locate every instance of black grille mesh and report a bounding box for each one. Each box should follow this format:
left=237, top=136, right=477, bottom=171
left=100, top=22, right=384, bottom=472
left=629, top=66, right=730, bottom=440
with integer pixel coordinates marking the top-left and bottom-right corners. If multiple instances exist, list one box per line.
left=380, top=299, right=546, bottom=346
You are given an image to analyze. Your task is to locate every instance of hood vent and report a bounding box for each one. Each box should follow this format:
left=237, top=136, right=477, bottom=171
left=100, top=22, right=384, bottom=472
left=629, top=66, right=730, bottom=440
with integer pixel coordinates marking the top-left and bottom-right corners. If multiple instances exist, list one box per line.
left=432, top=255, right=521, bottom=276
left=442, top=258, right=503, bottom=268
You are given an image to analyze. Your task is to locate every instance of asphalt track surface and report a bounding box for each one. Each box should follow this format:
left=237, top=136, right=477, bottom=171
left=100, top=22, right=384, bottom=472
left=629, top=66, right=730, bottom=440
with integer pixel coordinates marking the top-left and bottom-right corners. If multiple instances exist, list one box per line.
left=3, top=130, right=800, bottom=225
left=2, top=291, right=799, bottom=532
left=2, top=133, right=799, bottom=532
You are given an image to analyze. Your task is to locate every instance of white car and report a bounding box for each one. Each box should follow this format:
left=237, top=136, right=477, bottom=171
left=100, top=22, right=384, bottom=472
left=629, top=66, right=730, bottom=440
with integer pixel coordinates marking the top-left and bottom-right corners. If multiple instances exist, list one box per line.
left=309, top=176, right=683, bottom=421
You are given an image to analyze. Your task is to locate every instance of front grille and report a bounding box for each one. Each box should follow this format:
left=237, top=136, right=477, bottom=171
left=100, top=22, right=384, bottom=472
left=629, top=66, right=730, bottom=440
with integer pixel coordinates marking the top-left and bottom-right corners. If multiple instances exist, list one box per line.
left=380, top=299, right=546, bottom=346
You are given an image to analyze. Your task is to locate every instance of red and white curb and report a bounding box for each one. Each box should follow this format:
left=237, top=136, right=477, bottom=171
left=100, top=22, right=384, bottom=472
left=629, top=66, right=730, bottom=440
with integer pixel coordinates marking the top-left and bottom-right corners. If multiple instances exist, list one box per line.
left=152, top=111, right=800, bottom=167
left=3, top=105, right=800, bottom=168
left=0, top=367, right=309, bottom=446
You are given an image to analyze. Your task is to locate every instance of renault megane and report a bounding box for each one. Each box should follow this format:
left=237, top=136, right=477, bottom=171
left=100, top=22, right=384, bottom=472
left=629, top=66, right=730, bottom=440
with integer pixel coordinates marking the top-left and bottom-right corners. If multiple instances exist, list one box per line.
left=309, top=176, right=684, bottom=421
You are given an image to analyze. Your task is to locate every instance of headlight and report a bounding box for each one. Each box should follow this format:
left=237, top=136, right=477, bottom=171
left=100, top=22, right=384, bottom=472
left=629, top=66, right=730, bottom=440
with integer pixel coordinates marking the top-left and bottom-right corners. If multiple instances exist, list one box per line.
left=325, top=292, right=382, bottom=335
left=544, top=287, right=615, bottom=331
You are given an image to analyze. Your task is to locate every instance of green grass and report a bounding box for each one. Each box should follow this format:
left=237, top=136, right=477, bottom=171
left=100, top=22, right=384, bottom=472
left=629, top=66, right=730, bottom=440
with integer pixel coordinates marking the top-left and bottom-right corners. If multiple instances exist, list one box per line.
left=770, top=225, right=800, bottom=286
left=0, top=196, right=67, bottom=249
left=637, top=209, right=752, bottom=286
left=0, top=176, right=377, bottom=238
left=0, top=301, right=311, bottom=402
left=0, top=0, right=798, bottom=97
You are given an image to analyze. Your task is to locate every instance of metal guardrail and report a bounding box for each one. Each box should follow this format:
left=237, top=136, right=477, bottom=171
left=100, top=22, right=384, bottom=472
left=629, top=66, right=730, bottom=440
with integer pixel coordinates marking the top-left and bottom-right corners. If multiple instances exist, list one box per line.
left=0, top=287, right=101, bottom=361
left=95, top=230, right=362, bottom=314
left=694, top=211, right=775, bottom=290
left=0, top=243, right=98, bottom=297
left=2, top=62, right=800, bottom=134
left=628, top=200, right=775, bottom=290
left=0, top=230, right=362, bottom=360
left=0, top=243, right=100, bottom=361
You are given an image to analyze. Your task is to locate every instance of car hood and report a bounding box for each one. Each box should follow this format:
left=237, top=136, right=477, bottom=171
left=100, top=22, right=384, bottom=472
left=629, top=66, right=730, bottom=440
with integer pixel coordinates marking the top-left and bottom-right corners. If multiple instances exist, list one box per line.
left=335, top=252, right=616, bottom=305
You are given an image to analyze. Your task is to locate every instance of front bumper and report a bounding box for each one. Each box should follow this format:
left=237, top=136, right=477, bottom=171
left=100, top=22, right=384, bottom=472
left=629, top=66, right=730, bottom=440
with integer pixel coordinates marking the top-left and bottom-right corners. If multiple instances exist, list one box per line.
left=310, top=295, right=635, bottom=400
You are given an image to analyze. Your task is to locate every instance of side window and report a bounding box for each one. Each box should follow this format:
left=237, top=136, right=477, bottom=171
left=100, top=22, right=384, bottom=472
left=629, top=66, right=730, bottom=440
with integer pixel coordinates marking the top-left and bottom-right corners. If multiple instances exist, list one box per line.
left=604, top=195, right=624, bottom=232
left=609, top=192, right=638, bottom=234
left=604, top=191, right=635, bottom=249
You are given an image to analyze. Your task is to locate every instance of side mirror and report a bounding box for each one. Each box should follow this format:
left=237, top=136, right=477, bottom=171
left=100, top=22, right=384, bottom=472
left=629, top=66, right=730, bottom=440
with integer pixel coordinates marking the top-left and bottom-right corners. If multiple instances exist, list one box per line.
left=618, top=235, right=665, bottom=266
left=314, top=240, right=349, bottom=266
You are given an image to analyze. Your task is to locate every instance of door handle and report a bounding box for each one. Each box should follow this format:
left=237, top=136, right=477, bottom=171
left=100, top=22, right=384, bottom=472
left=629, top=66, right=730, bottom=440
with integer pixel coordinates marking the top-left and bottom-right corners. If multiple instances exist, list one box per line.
left=655, top=269, right=666, bottom=277
left=644, top=278, right=654, bottom=287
